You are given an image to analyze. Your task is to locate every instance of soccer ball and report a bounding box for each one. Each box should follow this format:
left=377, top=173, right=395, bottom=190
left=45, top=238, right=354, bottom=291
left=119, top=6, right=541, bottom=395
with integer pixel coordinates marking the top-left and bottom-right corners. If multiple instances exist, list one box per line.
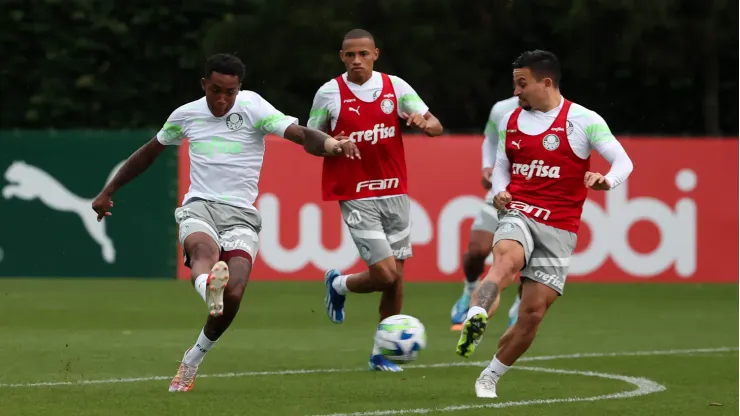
left=375, top=314, right=427, bottom=364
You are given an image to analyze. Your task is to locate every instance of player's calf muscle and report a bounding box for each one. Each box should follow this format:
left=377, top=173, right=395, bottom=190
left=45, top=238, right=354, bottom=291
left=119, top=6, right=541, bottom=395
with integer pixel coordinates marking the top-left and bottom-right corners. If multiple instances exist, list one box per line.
left=463, top=254, right=485, bottom=283
left=475, top=281, right=499, bottom=310
left=468, top=232, right=493, bottom=258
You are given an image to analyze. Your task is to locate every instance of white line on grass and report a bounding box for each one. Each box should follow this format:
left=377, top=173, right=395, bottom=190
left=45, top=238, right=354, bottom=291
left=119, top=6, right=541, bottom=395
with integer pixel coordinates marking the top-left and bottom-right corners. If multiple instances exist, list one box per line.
left=310, top=366, right=667, bottom=416
left=0, top=346, right=734, bottom=389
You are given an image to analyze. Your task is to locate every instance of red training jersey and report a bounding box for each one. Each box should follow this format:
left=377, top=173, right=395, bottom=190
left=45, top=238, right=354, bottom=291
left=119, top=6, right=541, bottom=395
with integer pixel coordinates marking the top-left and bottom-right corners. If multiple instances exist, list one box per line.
left=504, top=99, right=590, bottom=233
left=322, top=73, right=407, bottom=201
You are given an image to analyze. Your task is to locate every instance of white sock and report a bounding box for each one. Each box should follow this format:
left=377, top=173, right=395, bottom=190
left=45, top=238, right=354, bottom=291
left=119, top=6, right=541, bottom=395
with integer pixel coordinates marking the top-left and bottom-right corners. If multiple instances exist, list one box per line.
left=194, top=273, right=208, bottom=303
left=182, top=329, right=217, bottom=366
left=486, top=355, right=511, bottom=380
left=463, top=279, right=479, bottom=296
left=467, top=306, right=487, bottom=320
left=331, top=275, right=350, bottom=295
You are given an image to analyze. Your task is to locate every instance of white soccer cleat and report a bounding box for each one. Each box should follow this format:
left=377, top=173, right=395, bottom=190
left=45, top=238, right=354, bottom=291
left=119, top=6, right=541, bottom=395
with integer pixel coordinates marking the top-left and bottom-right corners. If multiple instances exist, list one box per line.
left=475, top=371, right=499, bottom=398
left=206, top=261, right=229, bottom=317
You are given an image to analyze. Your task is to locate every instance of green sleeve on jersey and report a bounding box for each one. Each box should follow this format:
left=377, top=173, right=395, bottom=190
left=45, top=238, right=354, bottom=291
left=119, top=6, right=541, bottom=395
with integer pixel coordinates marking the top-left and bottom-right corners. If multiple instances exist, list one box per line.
left=255, top=114, right=291, bottom=133
left=159, top=122, right=184, bottom=142
left=398, top=94, right=425, bottom=113
left=307, top=108, right=329, bottom=130
left=484, top=120, right=497, bottom=138
left=584, top=123, right=616, bottom=145
left=497, top=130, right=506, bottom=153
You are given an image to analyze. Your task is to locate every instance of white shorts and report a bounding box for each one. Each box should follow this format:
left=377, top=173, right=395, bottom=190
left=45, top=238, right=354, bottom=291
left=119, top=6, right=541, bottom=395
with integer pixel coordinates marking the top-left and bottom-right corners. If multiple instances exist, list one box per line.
left=339, top=195, right=412, bottom=266
left=493, top=210, right=577, bottom=295
left=471, top=201, right=499, bottom=234
left=174, top=198, right=261, bottom=267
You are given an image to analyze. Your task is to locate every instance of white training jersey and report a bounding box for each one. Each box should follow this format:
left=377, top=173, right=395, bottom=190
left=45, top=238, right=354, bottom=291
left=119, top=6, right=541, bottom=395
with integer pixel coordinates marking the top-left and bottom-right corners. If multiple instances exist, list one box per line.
left=483, top=96, right=520, bottom=202
left=491, top=97, right=633, bottom=196
left=307, top=71, right=429, bottom=132
left=157, top=90, right=298, bottom=211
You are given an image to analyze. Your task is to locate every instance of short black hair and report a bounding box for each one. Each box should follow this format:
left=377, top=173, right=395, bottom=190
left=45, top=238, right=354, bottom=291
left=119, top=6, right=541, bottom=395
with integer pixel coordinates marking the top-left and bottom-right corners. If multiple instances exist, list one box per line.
left=512, top=50, right=561, bottom=88
left=343, top=28, right=374, bottom=43
left=204, top=53, right=245, bottom=82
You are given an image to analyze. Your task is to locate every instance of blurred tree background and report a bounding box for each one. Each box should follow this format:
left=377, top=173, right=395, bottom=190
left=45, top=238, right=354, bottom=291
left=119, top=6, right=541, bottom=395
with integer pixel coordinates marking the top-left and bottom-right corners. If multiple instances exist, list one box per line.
left=0, top=0, right=737, bottom=135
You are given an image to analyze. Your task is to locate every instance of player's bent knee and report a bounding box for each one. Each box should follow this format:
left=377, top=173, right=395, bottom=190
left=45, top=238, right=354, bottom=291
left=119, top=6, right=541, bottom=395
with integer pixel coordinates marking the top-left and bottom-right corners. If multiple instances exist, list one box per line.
left=188, top=240, right=220, bottom=265
left=370, top=259, right=398, bottom=290
left=492, top=241, right=525, bottom=274
left=223, top=254, right=252, bottom=273
left=492, top=255, right=520, bottom=277
left=222, top=254, right=252, bottom=302
left=377, top=270, right=397, bottom=290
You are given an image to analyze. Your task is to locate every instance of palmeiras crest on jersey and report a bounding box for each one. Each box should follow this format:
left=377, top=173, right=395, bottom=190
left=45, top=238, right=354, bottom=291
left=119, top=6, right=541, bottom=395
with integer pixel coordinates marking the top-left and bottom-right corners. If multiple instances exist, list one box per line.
left=542, top=134, right=560, bottom=151
left=380, top=98, right=395, bottom=115
left=226, top=113, right=244, bottom=130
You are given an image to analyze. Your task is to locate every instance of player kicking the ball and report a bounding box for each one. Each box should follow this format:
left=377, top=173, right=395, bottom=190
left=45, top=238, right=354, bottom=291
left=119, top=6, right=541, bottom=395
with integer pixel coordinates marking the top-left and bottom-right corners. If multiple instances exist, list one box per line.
left=450, top=96, right=522, bottom=331
left=92, top=54, right=357, bottom=392
left=308, top=29, right=443, bottom=372
left=455, top=50, right=634, bottom=398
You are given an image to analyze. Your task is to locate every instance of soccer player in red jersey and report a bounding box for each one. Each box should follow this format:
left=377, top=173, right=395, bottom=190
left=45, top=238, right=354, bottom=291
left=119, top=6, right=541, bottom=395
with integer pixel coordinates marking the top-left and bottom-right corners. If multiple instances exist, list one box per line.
left=307, top=29, right=443, bottom=371
left=455, top=50, right=634, bottom=398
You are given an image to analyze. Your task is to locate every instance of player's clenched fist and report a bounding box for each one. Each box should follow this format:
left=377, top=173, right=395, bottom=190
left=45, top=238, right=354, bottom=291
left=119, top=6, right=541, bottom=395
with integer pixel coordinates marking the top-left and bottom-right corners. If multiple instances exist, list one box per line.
left=401, top=112, right=427, bottom=130
left=493, top=191, right=512, bottom=210
left=91, top=193, right=114, bottom=222
left=584, top=171, right=611, bottom=190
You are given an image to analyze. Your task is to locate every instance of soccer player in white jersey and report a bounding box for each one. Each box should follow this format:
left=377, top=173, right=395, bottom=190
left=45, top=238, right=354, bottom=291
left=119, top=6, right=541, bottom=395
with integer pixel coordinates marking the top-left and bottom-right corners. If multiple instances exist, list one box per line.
left=91, top=54, right=357, bottom=392
left=308, top=29, right=443, bottom=372
left=455, top=50, right=633, bottom=399
left=450, top=96, right=523, bottom=331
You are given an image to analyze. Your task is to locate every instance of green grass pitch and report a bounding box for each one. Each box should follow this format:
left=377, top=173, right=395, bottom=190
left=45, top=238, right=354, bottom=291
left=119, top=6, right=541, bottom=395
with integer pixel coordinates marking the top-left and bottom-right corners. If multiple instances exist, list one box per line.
left=0, top=279, right=736, bottom=415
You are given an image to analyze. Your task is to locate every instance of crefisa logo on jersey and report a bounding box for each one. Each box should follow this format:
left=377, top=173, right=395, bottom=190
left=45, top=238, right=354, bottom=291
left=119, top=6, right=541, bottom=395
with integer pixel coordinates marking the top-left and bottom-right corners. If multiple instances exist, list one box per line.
left=226, top=113, right=244, bottom=130
left=542, top=134, right=560, bottom=151
left=380, top=99, right=395, bottom=115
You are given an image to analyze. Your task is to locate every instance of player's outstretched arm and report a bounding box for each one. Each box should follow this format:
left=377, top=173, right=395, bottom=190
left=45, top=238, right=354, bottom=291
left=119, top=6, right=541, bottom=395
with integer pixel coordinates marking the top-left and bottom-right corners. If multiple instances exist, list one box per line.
left=283, top=124, right=360, bottom=159
left=92, top=137, right=167, bottom=221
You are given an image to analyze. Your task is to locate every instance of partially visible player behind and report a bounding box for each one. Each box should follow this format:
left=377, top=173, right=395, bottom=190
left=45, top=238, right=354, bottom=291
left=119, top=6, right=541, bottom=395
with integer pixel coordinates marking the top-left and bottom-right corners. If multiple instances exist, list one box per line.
left=455, top=50, right=634, bottom=398
left=91, top=54, right=357, bottom=392
left=308, top=29, right=443, bottom=372
left=450, top=96, right=522, bottom=331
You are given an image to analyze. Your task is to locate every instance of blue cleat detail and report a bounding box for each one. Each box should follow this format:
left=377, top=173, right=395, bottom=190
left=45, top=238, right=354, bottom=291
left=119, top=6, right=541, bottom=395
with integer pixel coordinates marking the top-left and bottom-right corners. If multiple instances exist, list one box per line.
left=450, top=294, right=471, bottom=325
left=368, top=354, right=403, bottom=372
left=324, top=269, right=345, bottom=324
left=508, top=295, right=521, bottom=328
